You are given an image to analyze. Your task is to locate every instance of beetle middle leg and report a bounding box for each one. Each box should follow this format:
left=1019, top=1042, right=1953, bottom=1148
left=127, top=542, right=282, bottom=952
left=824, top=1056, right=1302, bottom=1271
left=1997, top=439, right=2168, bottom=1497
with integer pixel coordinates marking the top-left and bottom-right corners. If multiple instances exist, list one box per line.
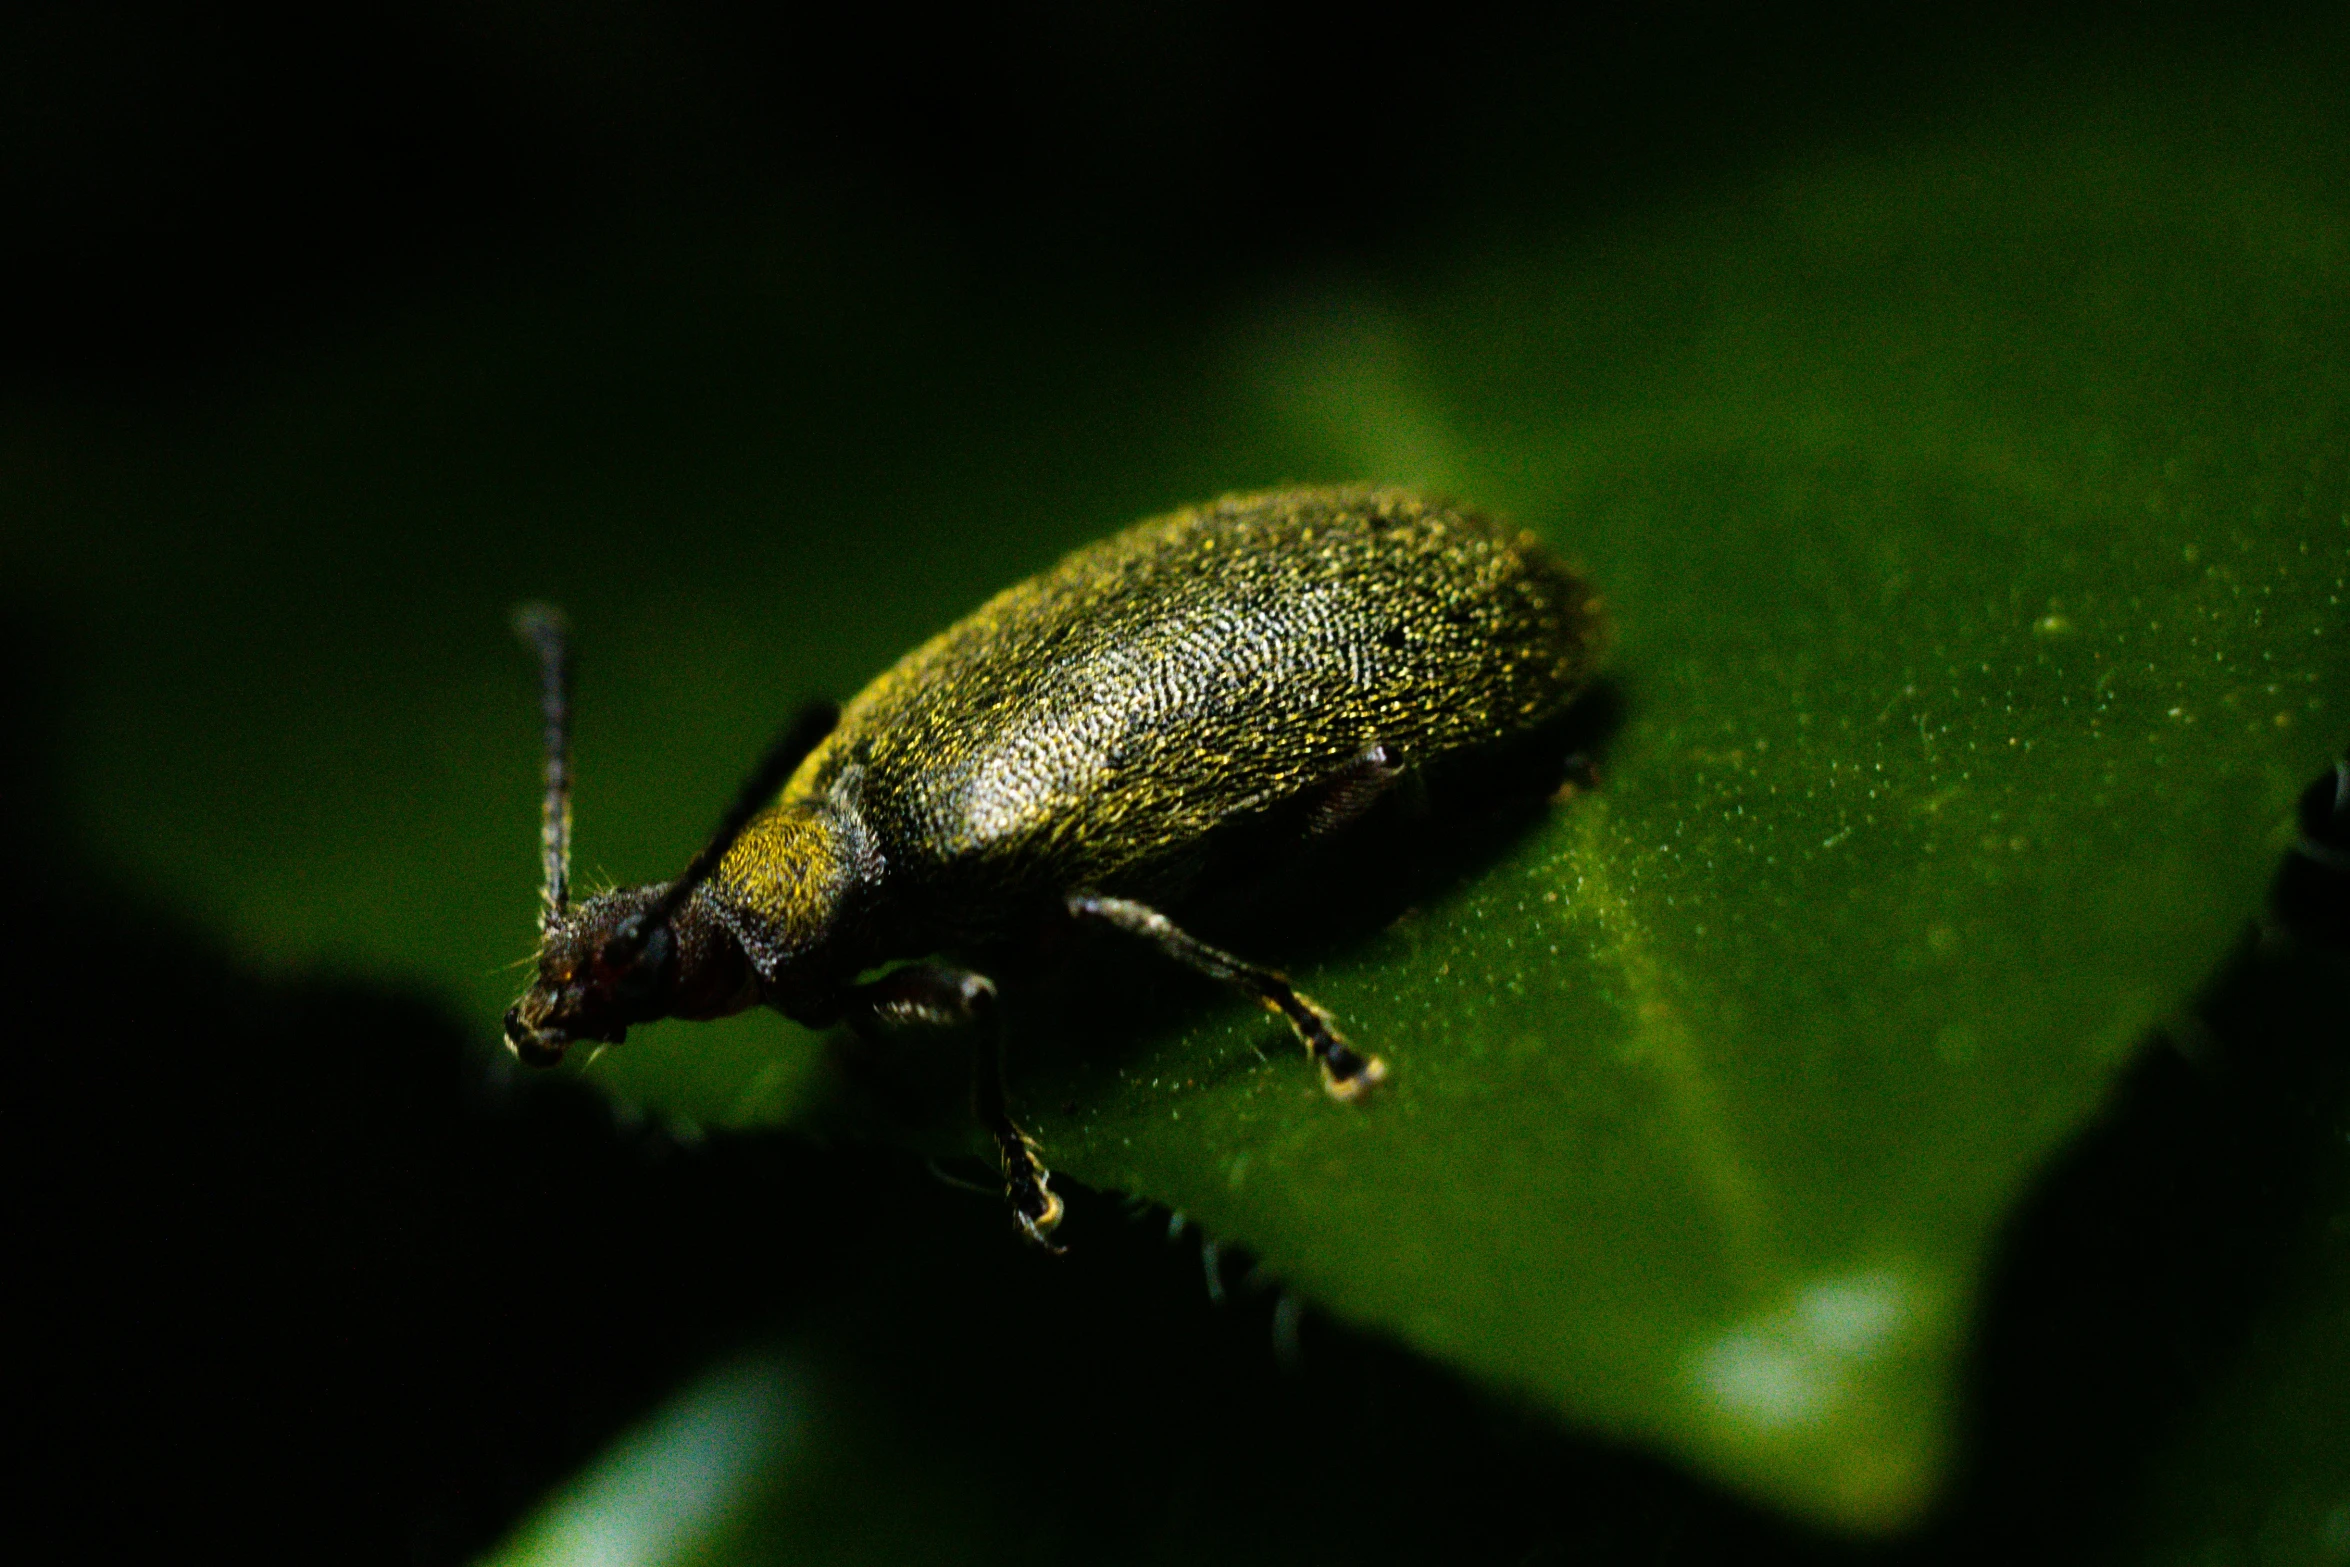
left=1064, top=892, right=1388, bottom=1099
left=839, top=963, right=1064, bottom=1249
left=1302, top=742, right=1410, bottom=838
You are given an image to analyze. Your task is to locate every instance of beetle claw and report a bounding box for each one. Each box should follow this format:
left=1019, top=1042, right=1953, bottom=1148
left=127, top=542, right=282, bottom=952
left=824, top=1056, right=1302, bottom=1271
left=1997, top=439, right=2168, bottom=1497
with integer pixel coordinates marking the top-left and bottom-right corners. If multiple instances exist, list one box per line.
left=994, top=1119, right=1066, bottom=1252
left=1014, top=1182, right=1067, bottom=1253
left=1321, top=1050, right=1389, bottom=1101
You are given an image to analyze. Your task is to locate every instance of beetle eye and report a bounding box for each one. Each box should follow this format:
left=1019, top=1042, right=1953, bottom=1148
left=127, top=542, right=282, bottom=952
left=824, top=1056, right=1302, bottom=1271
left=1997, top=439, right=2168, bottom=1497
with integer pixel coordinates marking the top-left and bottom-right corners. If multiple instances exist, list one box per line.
left=604, top=912, right=649, bottom=964
left=603, top=917, right=675, bottom=1007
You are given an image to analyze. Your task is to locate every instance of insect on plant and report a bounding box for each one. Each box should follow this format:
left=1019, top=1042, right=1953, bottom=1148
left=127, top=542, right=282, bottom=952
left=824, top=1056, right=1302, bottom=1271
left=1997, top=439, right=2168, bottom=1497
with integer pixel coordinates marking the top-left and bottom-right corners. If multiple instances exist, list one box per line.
left=506, top=486, right=1607, bottom=1245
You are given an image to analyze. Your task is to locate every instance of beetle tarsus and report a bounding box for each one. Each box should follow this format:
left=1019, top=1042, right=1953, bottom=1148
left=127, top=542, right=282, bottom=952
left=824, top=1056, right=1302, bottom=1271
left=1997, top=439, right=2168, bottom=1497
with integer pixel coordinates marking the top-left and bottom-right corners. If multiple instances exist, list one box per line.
left=973, top=1026, right=1064, bottom=1253
left=1317, top=1032, right=1390, bottom=1101
left=1066, top=891, right=1390, bottom=1098
left=998, top=1125, right=1066, bottom=1251
left=1280, top=990, right=1387, bottom=1100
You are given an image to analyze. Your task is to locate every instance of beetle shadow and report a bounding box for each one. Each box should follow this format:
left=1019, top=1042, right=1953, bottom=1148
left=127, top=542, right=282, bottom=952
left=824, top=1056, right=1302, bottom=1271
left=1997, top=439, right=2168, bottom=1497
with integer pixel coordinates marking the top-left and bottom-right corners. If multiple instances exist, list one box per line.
left=1002, top=676, right=1631, bottom=1096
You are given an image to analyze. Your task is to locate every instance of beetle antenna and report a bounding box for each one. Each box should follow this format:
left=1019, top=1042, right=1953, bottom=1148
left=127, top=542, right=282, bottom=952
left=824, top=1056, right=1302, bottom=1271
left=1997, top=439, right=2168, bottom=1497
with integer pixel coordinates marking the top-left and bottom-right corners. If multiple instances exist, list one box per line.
left=651, top=699, right=841, bottom=925
left=513, top=603, right=573, bottom=931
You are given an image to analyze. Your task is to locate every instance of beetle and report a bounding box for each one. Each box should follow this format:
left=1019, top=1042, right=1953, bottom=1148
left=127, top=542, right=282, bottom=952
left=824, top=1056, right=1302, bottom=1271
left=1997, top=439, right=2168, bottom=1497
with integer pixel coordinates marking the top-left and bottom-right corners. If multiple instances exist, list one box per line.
left=506, top=485, right=1606, bottom=1245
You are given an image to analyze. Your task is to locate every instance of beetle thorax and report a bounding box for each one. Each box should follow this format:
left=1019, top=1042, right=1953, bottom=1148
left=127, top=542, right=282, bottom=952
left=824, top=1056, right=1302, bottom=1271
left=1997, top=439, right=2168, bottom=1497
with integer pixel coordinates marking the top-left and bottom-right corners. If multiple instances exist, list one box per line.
left=702, top=798, right=877, bottom=997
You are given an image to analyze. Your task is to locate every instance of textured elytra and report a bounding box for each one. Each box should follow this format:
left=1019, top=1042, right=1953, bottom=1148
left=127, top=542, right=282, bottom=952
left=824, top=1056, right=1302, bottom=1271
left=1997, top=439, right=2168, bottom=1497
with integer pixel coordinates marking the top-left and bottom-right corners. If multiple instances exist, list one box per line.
left=711, top=486, right=1605, bottom=961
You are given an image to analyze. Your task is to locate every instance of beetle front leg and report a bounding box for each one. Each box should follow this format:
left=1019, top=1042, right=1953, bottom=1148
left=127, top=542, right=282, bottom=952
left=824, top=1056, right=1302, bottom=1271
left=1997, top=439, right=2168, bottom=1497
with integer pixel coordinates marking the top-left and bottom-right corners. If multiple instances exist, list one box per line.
left=838, top=964, right=1065, bottom=1249
left=1064, top=893, right=1388, bottom=1099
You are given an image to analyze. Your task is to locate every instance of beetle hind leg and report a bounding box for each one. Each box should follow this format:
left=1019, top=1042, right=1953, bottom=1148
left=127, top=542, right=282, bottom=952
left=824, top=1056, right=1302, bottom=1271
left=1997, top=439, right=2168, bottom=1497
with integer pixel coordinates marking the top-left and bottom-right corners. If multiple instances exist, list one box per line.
left=840, top=963, right=1063, bottom=1249
left=1065, top=892, right=1388, bottom=1099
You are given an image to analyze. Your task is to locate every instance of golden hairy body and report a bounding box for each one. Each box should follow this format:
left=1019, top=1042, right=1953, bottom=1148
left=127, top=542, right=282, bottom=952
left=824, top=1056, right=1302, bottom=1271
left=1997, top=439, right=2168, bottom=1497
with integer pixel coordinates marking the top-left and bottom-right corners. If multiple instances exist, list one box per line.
left=507, top=485, right=1604, bottom=1244
left=712, top=486, right=1605, bottom=965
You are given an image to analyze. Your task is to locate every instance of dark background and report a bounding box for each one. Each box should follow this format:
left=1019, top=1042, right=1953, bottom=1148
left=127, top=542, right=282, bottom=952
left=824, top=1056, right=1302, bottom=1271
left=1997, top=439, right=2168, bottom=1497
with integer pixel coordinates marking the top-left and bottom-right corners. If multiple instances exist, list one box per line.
left=8, top=4, right=2348, bottom=1563
left=4, top=1, right=2291, bottom=390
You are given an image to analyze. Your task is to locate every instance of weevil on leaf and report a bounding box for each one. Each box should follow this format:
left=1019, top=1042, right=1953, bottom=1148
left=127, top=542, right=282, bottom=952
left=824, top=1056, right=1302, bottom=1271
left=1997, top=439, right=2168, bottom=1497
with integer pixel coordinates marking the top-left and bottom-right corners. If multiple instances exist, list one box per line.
left=505, top=486, right=1607, bottom=1245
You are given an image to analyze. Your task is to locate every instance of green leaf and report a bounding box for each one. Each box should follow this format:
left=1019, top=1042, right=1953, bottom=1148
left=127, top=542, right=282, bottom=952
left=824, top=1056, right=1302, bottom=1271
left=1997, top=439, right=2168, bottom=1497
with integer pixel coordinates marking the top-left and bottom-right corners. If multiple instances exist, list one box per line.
left=13, top=57, right=2346, bottom=1541
left=594, top=92, right=2349, bottom=1530
left=602, top=94, right=2346, bottom=1532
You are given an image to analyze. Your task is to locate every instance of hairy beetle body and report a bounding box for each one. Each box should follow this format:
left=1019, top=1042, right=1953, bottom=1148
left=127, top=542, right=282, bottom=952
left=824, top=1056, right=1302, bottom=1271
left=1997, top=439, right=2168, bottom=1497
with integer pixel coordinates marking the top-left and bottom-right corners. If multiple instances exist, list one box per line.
left=722, top=487, right=1600, bottom=959
left=507, top=485, right=1605, bottom=1244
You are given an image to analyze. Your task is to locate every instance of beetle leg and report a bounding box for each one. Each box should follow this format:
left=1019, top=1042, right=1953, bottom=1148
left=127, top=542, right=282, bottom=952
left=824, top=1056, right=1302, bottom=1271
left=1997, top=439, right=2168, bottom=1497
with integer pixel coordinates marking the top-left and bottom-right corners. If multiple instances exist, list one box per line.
left=1303, top=741, right=1412, bottom=838
left=1064, top=893, right=1388, bottom=1100
left=972, top=1029, right=1067, bottom=1253
left=839, top=964, right=1065, bottom=1250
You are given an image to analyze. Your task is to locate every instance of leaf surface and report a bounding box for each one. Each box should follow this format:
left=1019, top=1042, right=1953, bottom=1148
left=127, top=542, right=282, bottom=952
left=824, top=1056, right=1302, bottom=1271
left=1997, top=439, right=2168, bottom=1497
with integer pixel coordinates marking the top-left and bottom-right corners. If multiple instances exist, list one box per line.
left=15, top=63, right=2346, bottom=1537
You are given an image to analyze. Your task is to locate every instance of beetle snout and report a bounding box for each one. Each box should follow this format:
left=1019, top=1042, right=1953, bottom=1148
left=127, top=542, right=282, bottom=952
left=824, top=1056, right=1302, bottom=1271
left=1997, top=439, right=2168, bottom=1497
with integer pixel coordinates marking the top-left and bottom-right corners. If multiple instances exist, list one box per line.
left=503, top=1004, right=572, bottom=1068
left=504, top=983, right=632, bottom=1067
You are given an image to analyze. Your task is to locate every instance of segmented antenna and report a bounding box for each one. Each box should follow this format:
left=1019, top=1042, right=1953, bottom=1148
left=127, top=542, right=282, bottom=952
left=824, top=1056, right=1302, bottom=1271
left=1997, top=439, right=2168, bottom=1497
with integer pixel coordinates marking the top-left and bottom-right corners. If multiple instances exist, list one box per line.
left=512, top=603, right=573, bottom=930
left=647, top=700, right=841, bottom=928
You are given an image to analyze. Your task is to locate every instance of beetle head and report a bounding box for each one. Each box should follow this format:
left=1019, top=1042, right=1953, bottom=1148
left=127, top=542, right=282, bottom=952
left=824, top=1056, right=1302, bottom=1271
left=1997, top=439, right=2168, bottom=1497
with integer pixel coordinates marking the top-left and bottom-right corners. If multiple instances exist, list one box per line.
left=504, top=885, right=678, bottom=1066
left=504, top=882, right=762, bottom=1066
left=503, top=606, right=835, bottom=1067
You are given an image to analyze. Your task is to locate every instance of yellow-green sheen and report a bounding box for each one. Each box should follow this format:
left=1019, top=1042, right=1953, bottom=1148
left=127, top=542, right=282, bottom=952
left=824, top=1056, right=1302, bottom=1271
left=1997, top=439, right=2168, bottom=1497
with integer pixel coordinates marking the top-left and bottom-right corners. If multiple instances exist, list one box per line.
left=712, top=486, right=1604, bottom=957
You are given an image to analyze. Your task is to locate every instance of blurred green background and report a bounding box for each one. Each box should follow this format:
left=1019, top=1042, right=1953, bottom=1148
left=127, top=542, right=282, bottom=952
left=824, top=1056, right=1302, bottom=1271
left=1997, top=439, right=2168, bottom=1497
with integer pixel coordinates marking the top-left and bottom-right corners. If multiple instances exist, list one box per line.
left=5, top=4, right=2348, bottom=1565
